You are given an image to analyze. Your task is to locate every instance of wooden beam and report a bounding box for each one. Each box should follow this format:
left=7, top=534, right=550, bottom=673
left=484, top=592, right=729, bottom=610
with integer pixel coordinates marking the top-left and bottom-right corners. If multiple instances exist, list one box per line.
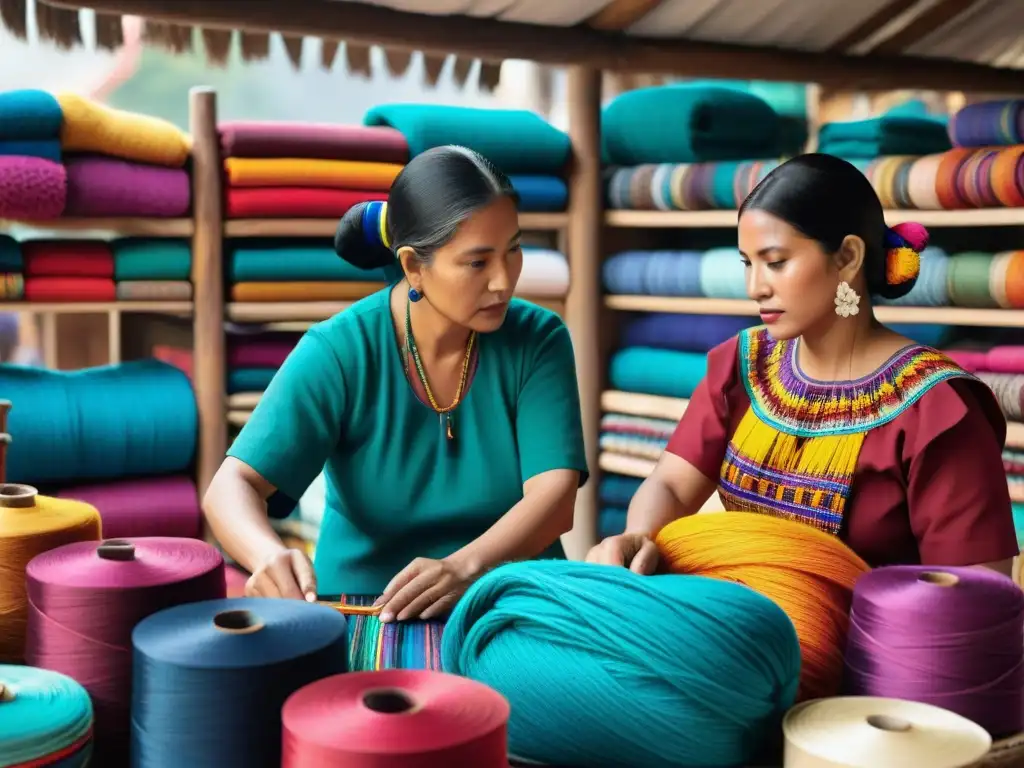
left=48, top=0, right=1024, bottom=92
left=827, top=0, right=923, bottom=52
left=869, top=0, right=982, bottom=55
left=587, top=0, right=665, bottom=31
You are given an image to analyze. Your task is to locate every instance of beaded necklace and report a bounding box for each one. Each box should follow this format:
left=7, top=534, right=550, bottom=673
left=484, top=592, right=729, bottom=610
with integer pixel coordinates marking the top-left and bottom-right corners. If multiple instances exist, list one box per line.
left=403, top=296, right=476, bottom=440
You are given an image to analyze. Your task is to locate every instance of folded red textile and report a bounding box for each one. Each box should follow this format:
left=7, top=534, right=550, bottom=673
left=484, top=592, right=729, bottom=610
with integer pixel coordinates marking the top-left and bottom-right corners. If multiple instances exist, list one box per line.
left=225, top=187, right=384, bottom=218
left=218, top=121, right=409, bottom=164
left=22, top=240, right=115, bottom=278
left=23, top=276, right=116, bottom=301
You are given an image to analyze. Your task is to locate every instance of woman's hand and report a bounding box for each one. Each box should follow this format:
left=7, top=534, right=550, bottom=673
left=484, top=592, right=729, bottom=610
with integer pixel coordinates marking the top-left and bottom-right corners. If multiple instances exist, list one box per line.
left=585, top=533, right=660, bottom=575
left=245, top=548, right=317, bottom=602
left=376, top=556, right=478, bottom=622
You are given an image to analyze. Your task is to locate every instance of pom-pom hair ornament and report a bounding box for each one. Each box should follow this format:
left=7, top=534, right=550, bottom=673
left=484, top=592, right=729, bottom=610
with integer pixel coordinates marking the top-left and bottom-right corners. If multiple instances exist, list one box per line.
left=884, top=221, right=928, bottom=286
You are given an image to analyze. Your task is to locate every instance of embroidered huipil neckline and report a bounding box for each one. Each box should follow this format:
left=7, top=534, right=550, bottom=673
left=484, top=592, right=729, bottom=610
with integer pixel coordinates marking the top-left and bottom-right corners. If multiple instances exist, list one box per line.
left=717, top=327, right=971, bottom=536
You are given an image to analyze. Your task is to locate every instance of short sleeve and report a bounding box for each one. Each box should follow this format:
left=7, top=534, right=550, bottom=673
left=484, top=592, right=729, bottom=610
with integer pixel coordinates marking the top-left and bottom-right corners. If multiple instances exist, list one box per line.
left=906, top=379, right=1019, bottom=566
left=516, top=319, right=589, bottom=486
left=227, top=329, right=346, bottom=501
left=665, top=335, right=739, bottom=481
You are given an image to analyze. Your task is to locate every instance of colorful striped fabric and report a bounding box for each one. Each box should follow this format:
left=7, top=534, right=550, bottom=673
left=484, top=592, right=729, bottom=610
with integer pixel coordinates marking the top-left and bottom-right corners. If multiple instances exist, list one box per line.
left=599, top=413, right=675, bottom=460
left=330, top=594, right=445, bottom=672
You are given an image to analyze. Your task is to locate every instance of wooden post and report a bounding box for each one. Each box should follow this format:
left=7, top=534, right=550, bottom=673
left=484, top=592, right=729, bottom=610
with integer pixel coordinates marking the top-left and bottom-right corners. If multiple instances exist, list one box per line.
left=563, top=66, right=602, bottom=559
left=189, top=87, right=226, bottom=501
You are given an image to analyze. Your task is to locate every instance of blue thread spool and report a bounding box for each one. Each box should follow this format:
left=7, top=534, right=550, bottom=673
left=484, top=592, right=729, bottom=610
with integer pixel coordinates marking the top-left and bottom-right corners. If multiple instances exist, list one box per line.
left=130, top=597, right=349, bottom=767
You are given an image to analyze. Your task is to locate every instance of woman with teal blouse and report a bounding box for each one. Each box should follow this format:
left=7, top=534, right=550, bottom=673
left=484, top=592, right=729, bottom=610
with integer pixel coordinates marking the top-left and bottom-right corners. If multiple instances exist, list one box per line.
left=203, top=146, right=588, bottom=671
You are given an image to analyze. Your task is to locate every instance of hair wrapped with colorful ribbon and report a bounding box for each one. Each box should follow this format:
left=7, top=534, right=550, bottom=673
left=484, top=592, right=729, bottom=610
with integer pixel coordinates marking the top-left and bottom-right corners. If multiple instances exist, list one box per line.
left=361, top=200, right=391, bottom=250
left=884, top=221, right=929, bottom=287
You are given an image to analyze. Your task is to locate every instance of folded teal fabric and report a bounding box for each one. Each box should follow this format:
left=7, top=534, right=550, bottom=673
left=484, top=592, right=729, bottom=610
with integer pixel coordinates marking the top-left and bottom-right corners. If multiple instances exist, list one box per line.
left=112, top=239, right=192, bottom=281
left=362, top=103, right=570, bottom=175
left=0, top=90, right=63, bottom=141
left=229, top=246, right=390, bottom=283
left=601, top=84, right=781, bottom=165
left=0, top=235, right=21, bottom=271
left=818, top=116, right=951, bottom=158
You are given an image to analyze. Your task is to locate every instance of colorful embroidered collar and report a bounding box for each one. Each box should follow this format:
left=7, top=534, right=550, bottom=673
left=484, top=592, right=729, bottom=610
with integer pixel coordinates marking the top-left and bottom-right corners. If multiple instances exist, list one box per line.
left=739, top=327, right=972, bottom=437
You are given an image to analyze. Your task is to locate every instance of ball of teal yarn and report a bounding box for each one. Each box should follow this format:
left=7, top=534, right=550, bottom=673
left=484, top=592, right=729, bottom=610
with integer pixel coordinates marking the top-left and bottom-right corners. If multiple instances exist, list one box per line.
left=441, top=560, right=801, bottom=768
left=0, top=664, right=93, bottom=765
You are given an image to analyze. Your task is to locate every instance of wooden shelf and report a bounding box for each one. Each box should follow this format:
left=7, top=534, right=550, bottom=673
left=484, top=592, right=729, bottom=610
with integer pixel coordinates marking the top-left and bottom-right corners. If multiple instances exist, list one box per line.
left=604, top=295, right=1024, bottom=328
left=0, top=218, right=194, bottom=237
left=227, top=392, right=262, bottom=409
left=605, top=209, right=1024, bottom=229
left=228, top=295, right=565, bottom=324
left=0, top=301, right=193, bottom=314
left=602, top=390, right=688, bottom=421
left=224, top=212, right=569, bottom=238
left=227, top=301, right=355, bottom=322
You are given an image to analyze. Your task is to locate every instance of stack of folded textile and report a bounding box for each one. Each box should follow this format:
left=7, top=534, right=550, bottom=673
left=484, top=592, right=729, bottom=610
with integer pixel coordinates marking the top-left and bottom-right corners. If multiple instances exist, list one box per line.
left=602, top=82, right=805, bottom=212
left=0, top=89, right=192, bottom=221
left=517, top=248, right=570, bottom=300
left=931, top=99, right=1024, bottom=209
left=944, top=341, right=1024, bottom=503
left=0, top=90, right=65, bottom=220
left=219, top=121, right=408, bottom=219
left=226, top=323, right=304, bottom=395
left=818, top=101, right=953, bottom=210
left=112, top=238, right=192, bottom=301
left=21, top=240, right=115, bottom=302
left=598, top=474, right=642, bottom=539
left=363, top=104, right=571, bottom=211
left=228, top=240, right=390, bottom=303
left=0, top=235, right=23, bottom=300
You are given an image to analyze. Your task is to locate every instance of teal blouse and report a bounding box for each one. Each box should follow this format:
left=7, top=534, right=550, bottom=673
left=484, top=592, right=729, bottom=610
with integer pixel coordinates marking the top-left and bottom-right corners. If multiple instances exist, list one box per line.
left=227, top=288, right=589, bottom=595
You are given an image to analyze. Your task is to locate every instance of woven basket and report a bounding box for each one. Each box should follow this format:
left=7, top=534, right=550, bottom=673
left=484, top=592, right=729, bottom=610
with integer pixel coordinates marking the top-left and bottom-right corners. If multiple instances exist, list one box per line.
left=978, top=732, right=1024, bottom=767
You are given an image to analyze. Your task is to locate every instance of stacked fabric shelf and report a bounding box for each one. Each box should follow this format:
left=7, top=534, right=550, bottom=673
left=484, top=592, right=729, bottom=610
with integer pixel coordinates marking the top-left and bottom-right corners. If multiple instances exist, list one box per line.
left=0, top=234, right=192, bottom=304
left=364, top=103, right=571, bottom=211
left=112, top=238, right=192, bottom=301
left=3, top=359, right=203, bottom=540
left=220, top=120, right=407, bottom=220
left=0, top=89, right=191, bottom=223
left=227, top=239, right=390, bottom=304
left=224, top=322, right=303, bottom=399
left=603, top=82, right=808, bottom=213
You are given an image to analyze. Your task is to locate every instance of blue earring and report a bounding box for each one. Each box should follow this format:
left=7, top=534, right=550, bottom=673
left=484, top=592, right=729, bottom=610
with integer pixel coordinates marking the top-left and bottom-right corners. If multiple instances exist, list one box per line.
left=408, top=287, right=422, bottom=302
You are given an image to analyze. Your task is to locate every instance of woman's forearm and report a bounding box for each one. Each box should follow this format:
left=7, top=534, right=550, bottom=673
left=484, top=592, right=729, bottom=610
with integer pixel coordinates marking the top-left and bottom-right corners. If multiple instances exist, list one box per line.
left=626, top=455, right=717, bottom=536
left=625, top=475, right=687, bottom=535
left=203, top=462, right=289, bottom=574
left=447, top=469, right=578, bottom=578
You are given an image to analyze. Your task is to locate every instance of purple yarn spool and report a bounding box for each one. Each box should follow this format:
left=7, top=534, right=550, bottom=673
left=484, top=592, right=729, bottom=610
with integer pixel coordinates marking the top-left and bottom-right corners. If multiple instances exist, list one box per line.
left=844, top=565, right=1024, bottom=737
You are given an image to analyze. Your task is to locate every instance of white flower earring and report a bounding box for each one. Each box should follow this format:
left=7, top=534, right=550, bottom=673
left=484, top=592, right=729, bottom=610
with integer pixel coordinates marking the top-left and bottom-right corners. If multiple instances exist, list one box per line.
left=834, top=281, right=860, bottom=318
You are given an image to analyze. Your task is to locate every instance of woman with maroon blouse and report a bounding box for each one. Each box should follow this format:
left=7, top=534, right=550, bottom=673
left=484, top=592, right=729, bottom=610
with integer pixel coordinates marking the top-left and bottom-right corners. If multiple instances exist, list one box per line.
left=588, top=154, right=1019, bottom=577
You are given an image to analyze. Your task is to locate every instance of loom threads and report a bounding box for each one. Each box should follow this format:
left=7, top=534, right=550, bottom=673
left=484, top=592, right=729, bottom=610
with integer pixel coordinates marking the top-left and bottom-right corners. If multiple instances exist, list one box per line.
left=0, top=485, right=101, bottom=663
left=281, top=670, right=510, bottom=767
left=130, top=597, right=349, bottom=767
left=0, top=664, right=94, bottom=767
left=0, top=359, right=197, bottom=486
left=654, top=512, right=871, bottom=701
left=25, top=537, right=227, bottom=763
left=845, top=565, right=1024, bottom=738
left=441, top=559, right=801, bottom=768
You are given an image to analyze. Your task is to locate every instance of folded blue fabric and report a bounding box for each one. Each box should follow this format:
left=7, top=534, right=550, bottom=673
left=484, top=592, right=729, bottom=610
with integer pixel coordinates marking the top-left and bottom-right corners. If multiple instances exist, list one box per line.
left=0, top=90, right=63, bottom=141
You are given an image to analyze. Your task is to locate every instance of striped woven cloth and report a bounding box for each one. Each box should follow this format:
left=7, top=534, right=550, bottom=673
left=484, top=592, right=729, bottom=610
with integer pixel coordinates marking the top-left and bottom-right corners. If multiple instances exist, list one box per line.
left=598, top=412, right=676, bottom=460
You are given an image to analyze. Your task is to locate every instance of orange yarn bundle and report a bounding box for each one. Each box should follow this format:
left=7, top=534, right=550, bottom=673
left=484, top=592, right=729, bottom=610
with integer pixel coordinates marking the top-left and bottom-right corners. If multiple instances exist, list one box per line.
left=654, top=512, right=870, bottom=701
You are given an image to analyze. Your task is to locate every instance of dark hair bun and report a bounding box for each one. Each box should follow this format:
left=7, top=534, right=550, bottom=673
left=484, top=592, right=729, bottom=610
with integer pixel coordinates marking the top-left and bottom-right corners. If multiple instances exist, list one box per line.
left=334, top=202, right=393, bottom=271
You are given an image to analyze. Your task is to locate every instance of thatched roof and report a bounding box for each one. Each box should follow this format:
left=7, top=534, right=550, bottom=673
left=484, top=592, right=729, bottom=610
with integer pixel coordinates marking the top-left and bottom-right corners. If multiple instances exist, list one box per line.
left=17, top=0, right=1024, bottom=92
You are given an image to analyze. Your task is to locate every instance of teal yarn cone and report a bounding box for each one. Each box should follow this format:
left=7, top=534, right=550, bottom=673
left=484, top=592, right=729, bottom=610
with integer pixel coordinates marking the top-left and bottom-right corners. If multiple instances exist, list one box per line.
left=442, top=560, right=801, bottom=768
left=0, top=359, right=197, bottom=485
